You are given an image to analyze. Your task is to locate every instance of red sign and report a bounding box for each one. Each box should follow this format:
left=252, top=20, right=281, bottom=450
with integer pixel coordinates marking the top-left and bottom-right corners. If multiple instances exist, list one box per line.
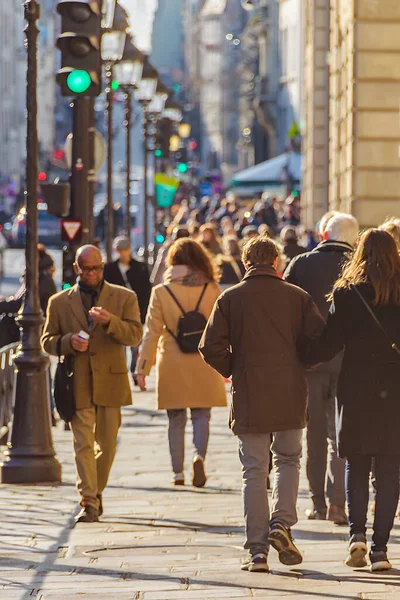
left=61, top=220, right=82, bottom=242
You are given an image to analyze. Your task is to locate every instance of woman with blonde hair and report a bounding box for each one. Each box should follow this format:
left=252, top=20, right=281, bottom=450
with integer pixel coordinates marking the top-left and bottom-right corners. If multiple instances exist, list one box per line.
left=305, top=229, right=400, bottom=572
left=379, top=217, right=400, bottom=251
left=136, top=239, right=226, bottom=487
left=198, top=223, right=222, bottom=256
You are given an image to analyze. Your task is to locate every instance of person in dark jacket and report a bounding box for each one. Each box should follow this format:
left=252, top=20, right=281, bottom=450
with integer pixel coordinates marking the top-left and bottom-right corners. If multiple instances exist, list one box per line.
left=303, top=229, right=400, bottom=572
left=199, top=235, right=324, bottom=573
left=38, top=244, right=57, bottom=313
left=285, top=213, right=359, bottom=524
left=280, top=226, right=305, bottom=267
left=104, top=236, right=151, bottom=374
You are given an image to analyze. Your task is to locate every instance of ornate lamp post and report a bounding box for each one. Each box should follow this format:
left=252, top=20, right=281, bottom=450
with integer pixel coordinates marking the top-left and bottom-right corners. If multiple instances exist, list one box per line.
left=101, top=2, right=128, bottom=260
left=0, top=0, right=61, bottom=483
left=113, top=39, right=144, bottom=236
left=135, top=57, right=158, bottom=264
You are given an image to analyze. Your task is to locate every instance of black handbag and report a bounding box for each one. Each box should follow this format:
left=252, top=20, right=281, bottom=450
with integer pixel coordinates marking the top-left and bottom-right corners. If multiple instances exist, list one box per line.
left=0, top=314, right=20, bottom=348
left=54, top=337, right=75, bottom=422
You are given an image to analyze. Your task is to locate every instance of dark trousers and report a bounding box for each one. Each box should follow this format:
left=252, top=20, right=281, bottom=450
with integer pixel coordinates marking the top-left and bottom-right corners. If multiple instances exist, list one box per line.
left=346, top=455, right=400, bottom=552
left=306, top=371, right=345, bottom=510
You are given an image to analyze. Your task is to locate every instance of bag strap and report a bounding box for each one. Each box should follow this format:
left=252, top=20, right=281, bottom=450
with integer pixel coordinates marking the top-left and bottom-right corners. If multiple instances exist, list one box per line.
left=56, top=337, right=62, bottom=360
left=194, top=283, right=208, bottom=312
left=229, top=259, right=242, bottom=282
left=164, top=285, right=186, bottom=315
left=350, top=284, right=400, bottom=356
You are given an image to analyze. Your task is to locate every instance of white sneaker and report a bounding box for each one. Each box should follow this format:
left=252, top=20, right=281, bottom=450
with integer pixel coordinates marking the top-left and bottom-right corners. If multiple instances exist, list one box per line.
left=172, top=472, right=185, bottom=486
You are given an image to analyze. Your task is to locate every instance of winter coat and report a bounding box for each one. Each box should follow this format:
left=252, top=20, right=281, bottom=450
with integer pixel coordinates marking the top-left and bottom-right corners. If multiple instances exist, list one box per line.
left=199, top=264, right=324, bottom=435
left=284, top=240, right=353, bottom=373
left=304, top=283, right=400, bottom=457
left=136, top=272, right=227, bottom=411
left=104, top=258, right=152, bottom=323
left=41, top=282, right=143, bottom=409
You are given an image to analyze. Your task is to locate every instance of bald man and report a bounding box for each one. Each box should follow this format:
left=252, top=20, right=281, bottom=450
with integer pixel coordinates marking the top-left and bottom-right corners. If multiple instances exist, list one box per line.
left=42, top=245, right=143, bottom=522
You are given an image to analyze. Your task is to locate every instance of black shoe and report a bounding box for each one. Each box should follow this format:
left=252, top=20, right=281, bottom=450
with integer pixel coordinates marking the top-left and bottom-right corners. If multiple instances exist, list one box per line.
left=346, top=534, right=367, bottom=568
left=97, top=494, right=103, bottom=517
left=305, top=508, right=327, bottom=521
left=76, top=506, right=99, bottom=523
left=192, top=456, right=207, bottom=488
left=370, top=550, right=392, bottom=572
left=51, top=410, right=57, bottom=427
left=268, top=523, right=303, bottom=566
left=241, top=552, right=269, bottom=572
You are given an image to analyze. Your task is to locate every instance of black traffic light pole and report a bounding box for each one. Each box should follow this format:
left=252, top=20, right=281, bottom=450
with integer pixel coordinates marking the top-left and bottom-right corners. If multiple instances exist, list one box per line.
left=143, top=108, right=150, bottom=263
left=71, top=97, right=91, bottom=245
left=88, top=97, right=96, bottom=241
left=0, top=0, right=61, bottom=484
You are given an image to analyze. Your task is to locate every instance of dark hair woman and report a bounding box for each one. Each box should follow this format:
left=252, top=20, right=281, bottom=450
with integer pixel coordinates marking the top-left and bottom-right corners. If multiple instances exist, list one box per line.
left=136, top=239, right=226, bottom=487
left=304, top=229, right=400, bottom=572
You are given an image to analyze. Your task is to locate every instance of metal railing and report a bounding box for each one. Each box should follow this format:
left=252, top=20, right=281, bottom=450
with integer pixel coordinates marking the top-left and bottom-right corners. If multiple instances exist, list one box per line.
left=0, top=343, right=19, bottom=445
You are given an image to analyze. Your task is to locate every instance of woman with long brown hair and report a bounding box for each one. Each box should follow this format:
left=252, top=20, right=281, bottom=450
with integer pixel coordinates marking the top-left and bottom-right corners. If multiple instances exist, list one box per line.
left=305, top=228, right=400, bottom=572
left=136, top=239, right=226, bottom=487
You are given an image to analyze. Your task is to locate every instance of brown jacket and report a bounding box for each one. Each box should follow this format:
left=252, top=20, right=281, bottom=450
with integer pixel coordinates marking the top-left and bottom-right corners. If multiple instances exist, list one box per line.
left=41, top=282, right=143, bottom=409
left=136, top=281, right=227, bottom=410
left=199, top=265, right=324, bottom=435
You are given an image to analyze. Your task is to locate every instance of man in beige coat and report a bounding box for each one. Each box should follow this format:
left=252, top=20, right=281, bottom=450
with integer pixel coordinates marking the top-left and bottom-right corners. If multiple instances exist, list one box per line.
left=42, top=245, right=143, bottom=522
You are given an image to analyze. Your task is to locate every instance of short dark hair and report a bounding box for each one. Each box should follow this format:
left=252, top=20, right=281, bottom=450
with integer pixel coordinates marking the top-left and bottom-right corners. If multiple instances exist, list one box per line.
left=242, top=235, right=279, bottom=267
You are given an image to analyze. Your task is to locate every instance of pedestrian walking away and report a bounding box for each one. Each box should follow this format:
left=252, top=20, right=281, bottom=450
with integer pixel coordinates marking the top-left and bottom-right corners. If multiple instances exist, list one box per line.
left=136, top=238, right=226, bottom=488
left=104, top=236, right=152, bottom=375
left=41, top=245, right=143, bottom=523
left=285, top=213, right=359, bottom=524
left=199, top=235, right=324, bottom=572
left=302, top=229, right=400, bottom=572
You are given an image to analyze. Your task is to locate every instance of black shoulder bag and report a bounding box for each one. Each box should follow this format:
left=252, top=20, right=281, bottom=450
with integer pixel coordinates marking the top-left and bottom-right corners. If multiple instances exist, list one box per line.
left=164, top=284, right=208, bottom=354
left=350, top=284, right=400, bottom=357
left=54, top=337, right=75, bottom=422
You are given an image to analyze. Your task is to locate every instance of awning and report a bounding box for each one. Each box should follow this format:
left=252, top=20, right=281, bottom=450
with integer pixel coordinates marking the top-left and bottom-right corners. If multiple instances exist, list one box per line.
left=230, top=152, right=302, bottom=190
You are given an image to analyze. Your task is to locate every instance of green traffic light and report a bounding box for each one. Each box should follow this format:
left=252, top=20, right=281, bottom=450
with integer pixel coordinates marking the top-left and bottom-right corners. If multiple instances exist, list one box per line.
left=155, top=233, right=165, bottom=244
left=111, top=80, right=119, bottom=91
left=62, top=283, right=72, bottom=290
left=67, top=69, right=91, bottom=94
left=155, top=149, right=163, bottom=158
left=177, top=162, right=188, bottom=174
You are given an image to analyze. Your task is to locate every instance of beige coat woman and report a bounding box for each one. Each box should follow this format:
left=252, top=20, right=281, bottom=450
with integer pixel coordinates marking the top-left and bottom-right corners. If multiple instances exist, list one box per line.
left=136, top=269, right=227, bottom=410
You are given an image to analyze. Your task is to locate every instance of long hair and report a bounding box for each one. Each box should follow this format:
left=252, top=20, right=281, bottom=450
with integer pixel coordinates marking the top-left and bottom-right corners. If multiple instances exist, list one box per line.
left=166, top=238, right=220, bottom=282
left=333, top=228, right=400, bottom=306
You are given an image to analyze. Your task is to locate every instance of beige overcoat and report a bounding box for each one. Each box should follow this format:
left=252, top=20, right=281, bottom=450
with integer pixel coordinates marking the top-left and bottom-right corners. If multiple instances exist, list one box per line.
left=41, top=282, right=143, bottom=409
left=137, top=281, right=227, bottom=410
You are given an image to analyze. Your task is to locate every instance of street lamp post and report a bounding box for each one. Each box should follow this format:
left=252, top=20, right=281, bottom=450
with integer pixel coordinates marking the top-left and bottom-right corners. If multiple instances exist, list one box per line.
left=113, top=40, right=144, bottom=237
left=101, top=2, right=128, bottom=260
left=0, top=0, right=61, bottom=483
left=135, top=57, right=158, bottom=264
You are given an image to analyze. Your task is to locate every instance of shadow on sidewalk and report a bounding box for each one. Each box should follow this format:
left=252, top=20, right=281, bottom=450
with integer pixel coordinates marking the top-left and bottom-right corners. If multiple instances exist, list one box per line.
left=99, top=515, right=245, bottom=535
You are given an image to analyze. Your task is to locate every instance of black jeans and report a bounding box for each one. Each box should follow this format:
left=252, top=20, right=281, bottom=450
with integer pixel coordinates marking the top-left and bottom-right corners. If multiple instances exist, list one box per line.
left=346, top=454, right=400, bottom=552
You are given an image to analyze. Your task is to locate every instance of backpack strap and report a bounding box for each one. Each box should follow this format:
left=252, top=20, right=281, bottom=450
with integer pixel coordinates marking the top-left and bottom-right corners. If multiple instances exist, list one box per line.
left=194, top=284, right=208, bottom=312
left=163, top=285, right=186, bottom=315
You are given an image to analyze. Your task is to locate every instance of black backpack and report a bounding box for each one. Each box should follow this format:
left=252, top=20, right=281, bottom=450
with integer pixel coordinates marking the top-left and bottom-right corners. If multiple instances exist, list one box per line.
left=164, top=284, right=208, bottom=354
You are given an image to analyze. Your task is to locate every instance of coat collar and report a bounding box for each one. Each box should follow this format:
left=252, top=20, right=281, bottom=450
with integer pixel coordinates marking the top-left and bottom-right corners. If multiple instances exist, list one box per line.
left=68, top=281, right=114, bottom=332
left=243, top=264, right=280, bottom=281
left=314, top=240, right=353, bottom=254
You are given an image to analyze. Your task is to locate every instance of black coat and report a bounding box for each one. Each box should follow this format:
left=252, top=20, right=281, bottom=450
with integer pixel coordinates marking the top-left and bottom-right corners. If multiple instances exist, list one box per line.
left=104, top=259, right=151, bottom=323
left=305, top=283, right=400, bottom=457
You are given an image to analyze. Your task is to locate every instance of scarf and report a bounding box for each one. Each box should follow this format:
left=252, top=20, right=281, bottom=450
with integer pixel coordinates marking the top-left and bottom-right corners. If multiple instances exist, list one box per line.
left=164, top=265, right=211, bottom=287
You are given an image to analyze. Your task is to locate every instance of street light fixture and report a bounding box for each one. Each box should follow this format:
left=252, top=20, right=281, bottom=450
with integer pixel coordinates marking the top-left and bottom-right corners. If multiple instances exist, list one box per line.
left=148, top=79, right=168, bottom=115
left=101, top=0, right=116, bottom=29
left=163, top=97, right=183, bottom=123
left=113, top=38, right=144, bottom=236
left=0, top=0, right=61, bottom=484
left=101, top=1, right=129, bottom=261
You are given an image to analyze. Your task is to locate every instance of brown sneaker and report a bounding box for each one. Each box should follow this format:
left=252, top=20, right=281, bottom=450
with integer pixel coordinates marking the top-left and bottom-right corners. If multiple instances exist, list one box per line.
left=328, top=505, right=348, bottom=526
left=76, top=506, right=99, bottom=523
left=268, top=523, right=303, bottom=566
left=192, top=456, right=207, bottom=488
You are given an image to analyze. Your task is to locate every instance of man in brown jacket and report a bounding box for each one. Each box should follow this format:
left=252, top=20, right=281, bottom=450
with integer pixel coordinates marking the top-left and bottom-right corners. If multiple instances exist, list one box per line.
left=199, top=236, right=324, bottom=572
left=42, top=245, right=143, bottom=522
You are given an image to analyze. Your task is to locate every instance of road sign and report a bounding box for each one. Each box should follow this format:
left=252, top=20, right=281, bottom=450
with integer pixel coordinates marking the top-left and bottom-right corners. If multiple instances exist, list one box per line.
left=61, top=219, right=82, bottom=242
left=64, top=130, right=106, bottom=172
left=199, top=182, right=213, bottom=197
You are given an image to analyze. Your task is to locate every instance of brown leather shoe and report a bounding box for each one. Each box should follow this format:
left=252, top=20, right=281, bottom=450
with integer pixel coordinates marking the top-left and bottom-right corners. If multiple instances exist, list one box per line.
left=97, top=494, right=103, bottom=517
left=328, top=505, right=348, bottom=525
left=76, top=506, right=99, bottom=523
left=192, top=456, right=207, bottom=488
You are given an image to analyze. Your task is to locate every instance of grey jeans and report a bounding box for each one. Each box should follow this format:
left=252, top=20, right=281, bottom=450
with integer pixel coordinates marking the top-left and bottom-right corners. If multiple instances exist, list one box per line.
left=238, top=429, right=303, bottom=555
left=167, top=408, right=211, bottom=474
left=306, top=371, right=345, bottom=510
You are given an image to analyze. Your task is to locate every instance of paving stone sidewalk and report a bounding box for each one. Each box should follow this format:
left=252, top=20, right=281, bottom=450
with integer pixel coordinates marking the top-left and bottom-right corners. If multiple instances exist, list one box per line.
left=1, top=379, right=400, bottom=599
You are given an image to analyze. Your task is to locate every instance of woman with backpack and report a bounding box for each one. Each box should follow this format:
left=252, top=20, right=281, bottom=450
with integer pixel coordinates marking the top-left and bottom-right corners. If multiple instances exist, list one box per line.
left=136, top=239, right=226, bottom=487
left=304, top=229, right=400, bottom=572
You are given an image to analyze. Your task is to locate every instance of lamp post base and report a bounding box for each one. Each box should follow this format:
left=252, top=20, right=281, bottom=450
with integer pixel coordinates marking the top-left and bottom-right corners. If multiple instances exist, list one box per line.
left=0, top=454, right=61, bottom=484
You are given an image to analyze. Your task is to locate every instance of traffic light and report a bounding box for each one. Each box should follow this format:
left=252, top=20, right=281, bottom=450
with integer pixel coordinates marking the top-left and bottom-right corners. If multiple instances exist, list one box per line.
left=62, top=245, right=76, bottom=289
left=154, top=149, right=163, bottom=158
left=156, top=118, right=173, bottom=159
left=56, top=0, right=101, bottom=97
left=177, top=162, right=188, bottom=174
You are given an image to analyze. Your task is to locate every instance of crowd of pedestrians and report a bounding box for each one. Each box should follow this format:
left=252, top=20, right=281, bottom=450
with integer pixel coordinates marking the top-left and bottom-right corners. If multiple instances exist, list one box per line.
left=21, top=191, right=400, bottom=574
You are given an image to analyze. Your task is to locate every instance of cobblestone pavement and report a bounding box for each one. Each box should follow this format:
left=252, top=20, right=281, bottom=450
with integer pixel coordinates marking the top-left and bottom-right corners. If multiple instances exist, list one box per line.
left=1, top=379, right=400, bottom=599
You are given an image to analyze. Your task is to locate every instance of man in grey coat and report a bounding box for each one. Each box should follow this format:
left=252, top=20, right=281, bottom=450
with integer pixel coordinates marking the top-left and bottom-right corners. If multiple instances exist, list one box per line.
left=199, top=236, right=324, bottom=573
